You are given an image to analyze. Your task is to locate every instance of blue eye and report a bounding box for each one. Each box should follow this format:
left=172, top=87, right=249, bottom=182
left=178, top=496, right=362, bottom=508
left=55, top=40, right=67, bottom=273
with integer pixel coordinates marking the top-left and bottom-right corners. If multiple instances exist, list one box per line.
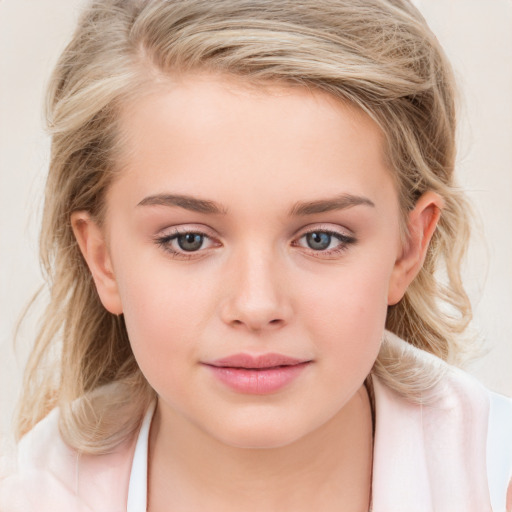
left=296, top=229, right=356, bottom=256
left=305, top=232, right=332, bottom=250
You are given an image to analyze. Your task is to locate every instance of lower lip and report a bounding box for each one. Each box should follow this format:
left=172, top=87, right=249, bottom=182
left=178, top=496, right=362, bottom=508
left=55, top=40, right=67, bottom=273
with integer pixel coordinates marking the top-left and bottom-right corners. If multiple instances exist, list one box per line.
left=204, top=362, right=311, bottom=394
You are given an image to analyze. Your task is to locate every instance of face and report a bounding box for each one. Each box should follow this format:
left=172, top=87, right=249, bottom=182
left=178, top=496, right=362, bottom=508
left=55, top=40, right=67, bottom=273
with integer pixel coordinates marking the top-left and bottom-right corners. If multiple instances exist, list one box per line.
left=74, top=74, right=437, bottom=449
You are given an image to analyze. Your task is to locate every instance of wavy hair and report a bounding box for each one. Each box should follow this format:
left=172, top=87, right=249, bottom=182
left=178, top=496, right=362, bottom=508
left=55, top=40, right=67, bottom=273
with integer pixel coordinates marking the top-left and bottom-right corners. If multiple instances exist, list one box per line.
left=17, top=0, right=473, bottom=453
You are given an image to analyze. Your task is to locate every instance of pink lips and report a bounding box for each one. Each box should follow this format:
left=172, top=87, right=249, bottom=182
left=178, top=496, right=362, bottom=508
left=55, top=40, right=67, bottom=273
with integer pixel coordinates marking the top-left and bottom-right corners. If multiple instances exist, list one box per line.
left=204, top=353, right=311, bottom=394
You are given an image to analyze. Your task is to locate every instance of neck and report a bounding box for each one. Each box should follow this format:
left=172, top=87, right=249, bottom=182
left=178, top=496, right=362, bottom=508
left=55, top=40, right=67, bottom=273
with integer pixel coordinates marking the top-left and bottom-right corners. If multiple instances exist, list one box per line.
left=148, top=385, right=373, bottom=512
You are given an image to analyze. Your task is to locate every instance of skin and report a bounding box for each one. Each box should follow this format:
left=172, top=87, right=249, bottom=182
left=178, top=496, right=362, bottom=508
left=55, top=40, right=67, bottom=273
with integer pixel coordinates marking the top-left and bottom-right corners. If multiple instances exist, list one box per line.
left=72, top=74, right=442, bottom=511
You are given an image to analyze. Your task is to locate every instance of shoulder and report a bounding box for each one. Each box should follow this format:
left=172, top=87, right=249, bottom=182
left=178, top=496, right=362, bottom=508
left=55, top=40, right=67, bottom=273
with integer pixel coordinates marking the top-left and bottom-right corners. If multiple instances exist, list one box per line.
left=372, top=332, right=512, bottom=512
left=17, top=408, right=77, bottom=476
left=0, top=407, right=136, bottom=512
left=0, top=408, right=87, bottom=511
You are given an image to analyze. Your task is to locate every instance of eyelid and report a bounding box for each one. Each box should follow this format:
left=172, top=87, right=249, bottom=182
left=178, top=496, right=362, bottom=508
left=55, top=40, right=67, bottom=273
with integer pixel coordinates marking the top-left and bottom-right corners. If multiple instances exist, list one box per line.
left=157, top=224, right=218, bottom=239
left=294, top=223, right=355, bottom=240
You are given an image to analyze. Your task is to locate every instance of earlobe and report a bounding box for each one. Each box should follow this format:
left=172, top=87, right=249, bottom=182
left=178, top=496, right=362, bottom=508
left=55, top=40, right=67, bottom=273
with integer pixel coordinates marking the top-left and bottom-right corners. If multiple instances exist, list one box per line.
left=71, top=211, right=123, bottom=315
left=387, top=191, right=444, bottom=305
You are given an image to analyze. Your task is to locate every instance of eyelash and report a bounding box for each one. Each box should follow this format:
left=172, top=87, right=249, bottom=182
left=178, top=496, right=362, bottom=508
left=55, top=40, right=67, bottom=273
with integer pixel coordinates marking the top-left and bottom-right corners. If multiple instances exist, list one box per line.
left=155, top=227, right=356, bottom=260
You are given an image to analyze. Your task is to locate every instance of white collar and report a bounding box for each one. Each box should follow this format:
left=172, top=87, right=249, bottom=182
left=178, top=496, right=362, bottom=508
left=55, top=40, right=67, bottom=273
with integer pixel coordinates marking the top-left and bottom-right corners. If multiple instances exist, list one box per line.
left=127, top=400, right=156, bottom=512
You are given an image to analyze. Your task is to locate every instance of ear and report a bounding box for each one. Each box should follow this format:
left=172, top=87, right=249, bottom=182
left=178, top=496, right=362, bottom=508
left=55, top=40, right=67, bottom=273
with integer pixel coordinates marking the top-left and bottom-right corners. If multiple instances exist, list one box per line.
left=71, top=211, right=123, bottom=315
left=387, top=191, right=444, bottom=305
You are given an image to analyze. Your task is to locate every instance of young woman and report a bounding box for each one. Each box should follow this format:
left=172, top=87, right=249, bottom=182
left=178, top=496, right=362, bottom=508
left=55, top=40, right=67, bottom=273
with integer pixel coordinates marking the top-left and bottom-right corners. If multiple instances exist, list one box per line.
left=1, top=1, right=511, bottom=511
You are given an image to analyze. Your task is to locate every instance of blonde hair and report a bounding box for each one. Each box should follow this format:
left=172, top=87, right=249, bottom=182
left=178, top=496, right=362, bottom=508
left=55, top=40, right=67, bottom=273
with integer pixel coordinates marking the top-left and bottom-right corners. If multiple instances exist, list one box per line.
left=17, top=0, right=473, bottom=453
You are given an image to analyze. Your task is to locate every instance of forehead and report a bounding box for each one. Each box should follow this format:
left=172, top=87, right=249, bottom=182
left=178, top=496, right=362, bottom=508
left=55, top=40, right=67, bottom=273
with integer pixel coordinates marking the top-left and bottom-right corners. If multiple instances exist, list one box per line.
left=112, top=73, right=397, bottom=216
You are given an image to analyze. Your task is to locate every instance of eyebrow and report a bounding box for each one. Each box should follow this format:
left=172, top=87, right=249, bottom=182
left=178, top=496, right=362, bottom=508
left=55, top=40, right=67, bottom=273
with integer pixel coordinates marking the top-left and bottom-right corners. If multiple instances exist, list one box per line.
left=137, top=192, right=375, bottom=216
left=137, top=194, right=228, bottom=214
left=288, top=193, right=375, bottom=216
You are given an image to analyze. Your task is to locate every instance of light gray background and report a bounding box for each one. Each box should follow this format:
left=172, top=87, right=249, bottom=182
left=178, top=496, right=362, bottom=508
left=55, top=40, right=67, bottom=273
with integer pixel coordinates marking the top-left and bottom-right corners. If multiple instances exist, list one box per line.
left=1, top=0, right=511, bottom=450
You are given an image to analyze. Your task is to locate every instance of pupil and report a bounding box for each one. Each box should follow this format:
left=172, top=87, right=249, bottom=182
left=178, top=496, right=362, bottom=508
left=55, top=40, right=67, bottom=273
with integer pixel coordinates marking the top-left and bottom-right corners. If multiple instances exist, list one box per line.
left=307, top=232, right=331, bottom=250
left=178, top=233, right=203, bottom=251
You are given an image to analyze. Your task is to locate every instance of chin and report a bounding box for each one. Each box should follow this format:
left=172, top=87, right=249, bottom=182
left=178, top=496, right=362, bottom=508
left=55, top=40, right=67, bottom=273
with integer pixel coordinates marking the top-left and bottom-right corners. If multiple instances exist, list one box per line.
left=208, top=418, right=314, bottom=450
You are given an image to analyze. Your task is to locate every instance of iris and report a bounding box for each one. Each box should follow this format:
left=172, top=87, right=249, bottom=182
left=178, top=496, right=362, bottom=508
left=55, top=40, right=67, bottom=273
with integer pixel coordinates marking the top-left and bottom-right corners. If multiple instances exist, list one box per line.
left=177, top=233, right=204, bottom=251
left=306, top=232, right=331, bottom=250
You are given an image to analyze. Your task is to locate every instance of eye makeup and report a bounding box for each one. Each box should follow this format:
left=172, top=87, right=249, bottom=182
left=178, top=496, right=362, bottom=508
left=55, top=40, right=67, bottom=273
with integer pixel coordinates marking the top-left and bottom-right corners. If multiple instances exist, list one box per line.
left=154, top=225, right=357, bottom=261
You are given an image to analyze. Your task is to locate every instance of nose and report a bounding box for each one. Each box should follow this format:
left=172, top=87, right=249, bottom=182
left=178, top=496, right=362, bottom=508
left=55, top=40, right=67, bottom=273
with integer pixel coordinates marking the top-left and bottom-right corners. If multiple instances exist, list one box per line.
left=219, top=247, right=292, bottom=332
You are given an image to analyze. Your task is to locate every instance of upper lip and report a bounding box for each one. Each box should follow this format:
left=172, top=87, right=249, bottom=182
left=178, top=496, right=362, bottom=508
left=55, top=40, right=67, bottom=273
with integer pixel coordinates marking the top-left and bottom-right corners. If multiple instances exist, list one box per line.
left=207, top=353, right=310, bottom=369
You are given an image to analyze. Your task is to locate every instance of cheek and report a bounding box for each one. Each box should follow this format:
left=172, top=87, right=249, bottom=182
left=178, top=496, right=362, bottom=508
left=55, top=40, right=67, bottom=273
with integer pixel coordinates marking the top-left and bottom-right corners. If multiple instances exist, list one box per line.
left=299, top=257, right=391, bottom=333
left=121, top=273, right=207, bottom=334
left=112, top=253, right=216, bottom=387
left=120, top=283, right=205, bottom=407
left=296, top=257, right=392, bottom=374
